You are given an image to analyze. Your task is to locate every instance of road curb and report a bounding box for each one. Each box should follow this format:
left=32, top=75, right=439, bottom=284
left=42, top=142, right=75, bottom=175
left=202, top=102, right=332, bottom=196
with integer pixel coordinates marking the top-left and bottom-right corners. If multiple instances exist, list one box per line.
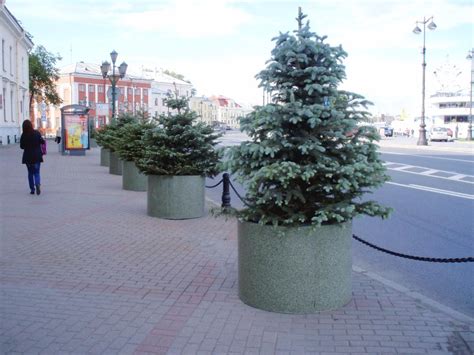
left=353, top=265, right=474, bottom=324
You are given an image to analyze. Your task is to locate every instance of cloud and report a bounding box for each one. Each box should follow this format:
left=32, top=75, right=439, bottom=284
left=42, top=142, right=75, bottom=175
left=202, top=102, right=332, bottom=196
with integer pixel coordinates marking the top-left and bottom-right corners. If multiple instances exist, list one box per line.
left=111, top=0, right=253, bottom=38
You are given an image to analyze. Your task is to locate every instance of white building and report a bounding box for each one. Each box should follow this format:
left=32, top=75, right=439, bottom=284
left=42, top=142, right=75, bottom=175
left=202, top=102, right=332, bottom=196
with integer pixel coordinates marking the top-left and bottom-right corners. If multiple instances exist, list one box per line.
left=427, top=60, right=473, bottom=139
left=138, top=68, right=194, bottom=118
left=429, top=91, right=472, bottom=139
left=0, top=1, right=33, bottom=145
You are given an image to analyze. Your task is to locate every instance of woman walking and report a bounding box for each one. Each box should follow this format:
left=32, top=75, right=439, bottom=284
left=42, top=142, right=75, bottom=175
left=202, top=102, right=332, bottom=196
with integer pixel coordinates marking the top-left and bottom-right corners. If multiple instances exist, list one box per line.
left=20, top=120, right=45, bottom=195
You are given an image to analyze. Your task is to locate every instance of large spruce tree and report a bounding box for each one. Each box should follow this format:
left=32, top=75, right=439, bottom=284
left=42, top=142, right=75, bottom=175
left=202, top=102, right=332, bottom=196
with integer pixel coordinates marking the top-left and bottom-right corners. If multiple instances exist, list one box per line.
left=225, top=9, right=391, bottom=227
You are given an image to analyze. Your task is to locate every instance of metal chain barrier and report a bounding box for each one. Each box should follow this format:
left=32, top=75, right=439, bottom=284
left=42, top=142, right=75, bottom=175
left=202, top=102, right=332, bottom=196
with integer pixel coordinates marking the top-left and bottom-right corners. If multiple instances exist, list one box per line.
left=352, top=234, right=474, bottom=263
left=206, top=172, right=474, bottom=263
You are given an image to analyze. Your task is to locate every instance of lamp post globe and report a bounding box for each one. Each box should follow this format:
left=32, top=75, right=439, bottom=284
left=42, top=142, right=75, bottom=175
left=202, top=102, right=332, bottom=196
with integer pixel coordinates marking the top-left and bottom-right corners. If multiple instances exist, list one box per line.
left=101, top=50, right=127, bottom=121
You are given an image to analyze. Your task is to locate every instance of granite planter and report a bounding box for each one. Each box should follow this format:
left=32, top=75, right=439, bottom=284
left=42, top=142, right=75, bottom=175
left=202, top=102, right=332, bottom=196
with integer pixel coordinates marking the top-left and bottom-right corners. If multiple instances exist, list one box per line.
left=109, top=151, right=123, bottom=176
left=122, top=160, right=147, bottom=191
left=147, top=175, right=205, bottom=219
left=100, top=148, right=110, bottom=167
left=238, top=220, right=352, bottom=313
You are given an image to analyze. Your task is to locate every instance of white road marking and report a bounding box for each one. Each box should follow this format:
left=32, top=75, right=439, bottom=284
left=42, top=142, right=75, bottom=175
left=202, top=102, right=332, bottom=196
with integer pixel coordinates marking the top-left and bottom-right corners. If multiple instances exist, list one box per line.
left=385, top=161, right=474, bottom=184
left=386, top=182, right=474, bottom=200
left=450, top=174, right=468, bottom=180
left=419, top=169, right=439, bottom=175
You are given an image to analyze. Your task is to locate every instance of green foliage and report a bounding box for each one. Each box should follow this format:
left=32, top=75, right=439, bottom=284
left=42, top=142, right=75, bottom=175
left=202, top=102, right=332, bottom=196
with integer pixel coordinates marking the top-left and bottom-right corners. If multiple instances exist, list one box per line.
left=115, top=117, right=155, bottom=162
left=225, top=10, right=391, bottom=227
left=136, top=91, right=221, bottom=176
left=29, top=45, right=62, bottom=111
left=163, top=69, right=191, bottom=84
left=94, top=114, right=136, bottom=151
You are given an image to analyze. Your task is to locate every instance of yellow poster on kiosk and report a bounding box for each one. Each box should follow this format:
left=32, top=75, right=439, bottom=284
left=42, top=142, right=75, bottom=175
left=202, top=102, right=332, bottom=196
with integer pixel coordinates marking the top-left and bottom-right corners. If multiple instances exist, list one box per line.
left=64, top=114, right=89, bottom=150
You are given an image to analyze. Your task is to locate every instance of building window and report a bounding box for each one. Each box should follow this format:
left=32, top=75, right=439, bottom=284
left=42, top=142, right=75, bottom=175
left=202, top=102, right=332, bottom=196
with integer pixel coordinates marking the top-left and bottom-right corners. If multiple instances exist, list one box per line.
left=10, top=90, right=14, bottom=121
left=120, top=87, right=124, bottom=95
left=143, top=89, right=148, bottom=96
left=2, top=89, right=6, bottom=121
left=128, top=88, right=133, bottom=95
left=1, top=39, right=4, bottom=71
left=154, top=98, right=158, bottom=106
left=78, top=84, right=86, bottom=92
left=9, top=46, right=12, bottom=75
left=135, top=88, right=140, bottom=95
left=444, top=115, right=468, bottom=123
left=88, top=85, right=95, bottom=93
left=98, top=85, right=104, bottom=93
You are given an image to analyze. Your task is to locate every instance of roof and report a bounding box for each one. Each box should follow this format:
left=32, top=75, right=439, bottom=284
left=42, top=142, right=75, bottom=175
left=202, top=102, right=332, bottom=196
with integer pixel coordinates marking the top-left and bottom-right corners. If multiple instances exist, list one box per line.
left=211, top=95, right=242, bottom=108
left=59, top=62, right=151, bottom=81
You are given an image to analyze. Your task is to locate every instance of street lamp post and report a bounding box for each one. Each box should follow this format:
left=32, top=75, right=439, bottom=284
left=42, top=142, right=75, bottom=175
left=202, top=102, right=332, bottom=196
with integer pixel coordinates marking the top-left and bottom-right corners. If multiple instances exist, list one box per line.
left=413, top=16, right=437, bottom=146
left=467, top=49, right=473, bottom=141
left=100, top=50, right=127, bottom=121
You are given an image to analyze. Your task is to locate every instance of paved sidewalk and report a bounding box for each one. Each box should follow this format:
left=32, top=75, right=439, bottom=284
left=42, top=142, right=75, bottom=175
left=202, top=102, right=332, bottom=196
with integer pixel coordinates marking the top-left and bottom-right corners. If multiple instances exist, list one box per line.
left=1, top=144, right=473, bottom=354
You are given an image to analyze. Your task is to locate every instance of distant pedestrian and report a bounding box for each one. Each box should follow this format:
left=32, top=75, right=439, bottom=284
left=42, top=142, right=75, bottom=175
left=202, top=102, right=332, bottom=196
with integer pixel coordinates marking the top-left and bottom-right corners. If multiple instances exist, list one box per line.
left=20, top=120, right=45, bottom=195
left=455, top=125, right=459, bottom=139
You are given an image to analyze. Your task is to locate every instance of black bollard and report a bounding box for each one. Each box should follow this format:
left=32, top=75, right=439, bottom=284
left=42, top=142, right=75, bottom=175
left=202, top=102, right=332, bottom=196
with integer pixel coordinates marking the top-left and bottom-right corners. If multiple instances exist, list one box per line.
left=222, top=173, right=231, bottom=208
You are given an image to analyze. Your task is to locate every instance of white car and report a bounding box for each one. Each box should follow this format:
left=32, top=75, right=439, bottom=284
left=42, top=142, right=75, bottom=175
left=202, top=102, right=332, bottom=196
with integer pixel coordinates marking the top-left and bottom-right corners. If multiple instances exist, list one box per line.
left=429, top=127, right=453, bottom=142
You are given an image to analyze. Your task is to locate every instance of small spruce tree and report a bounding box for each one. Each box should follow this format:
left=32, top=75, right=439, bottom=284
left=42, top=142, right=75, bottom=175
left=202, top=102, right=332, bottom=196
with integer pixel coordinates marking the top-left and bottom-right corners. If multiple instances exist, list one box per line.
left=225, top=9, right=391, bottom=227
left=95, top=114, right=136, bottom=152
left=115, top=113, right=155, bottom=162
left=136, top=90, right=221, bottom=176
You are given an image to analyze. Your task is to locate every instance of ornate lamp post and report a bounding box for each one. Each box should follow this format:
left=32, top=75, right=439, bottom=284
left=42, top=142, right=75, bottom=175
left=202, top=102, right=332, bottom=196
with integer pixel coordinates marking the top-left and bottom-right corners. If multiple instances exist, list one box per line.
left=467, top=49, right=473, bottom=141
left=100, top=50, right=127, bottom=121
left=413, top=16, right=437, bottom=145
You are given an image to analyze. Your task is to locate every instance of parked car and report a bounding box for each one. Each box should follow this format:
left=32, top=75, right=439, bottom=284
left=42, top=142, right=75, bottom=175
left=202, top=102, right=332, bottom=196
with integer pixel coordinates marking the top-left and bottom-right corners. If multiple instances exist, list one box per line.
left=384, top=127, right=394, bottom=137
left=429, top=127, right=453, bottom=142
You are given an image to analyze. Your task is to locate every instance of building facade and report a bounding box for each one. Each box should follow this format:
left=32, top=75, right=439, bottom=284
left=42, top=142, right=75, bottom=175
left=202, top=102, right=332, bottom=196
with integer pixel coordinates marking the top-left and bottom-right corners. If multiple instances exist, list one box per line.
left=138, top=69, right=194, bottom=118
left=190, top=95, right=251, bottom=129
left=0, top=2, right=33, bottom=145
left=429, top=91, right=472, bottom=139
left=36, top=62, right=152, bottom=135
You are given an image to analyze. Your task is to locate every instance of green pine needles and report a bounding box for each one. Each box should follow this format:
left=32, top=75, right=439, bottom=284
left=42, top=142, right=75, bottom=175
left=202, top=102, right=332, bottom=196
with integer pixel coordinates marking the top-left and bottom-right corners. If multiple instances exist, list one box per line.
left=225, top=9, right=391, bottom=227
left=95, top=114, right=136, bottom=152
left=114, top=113, right=155, bottom=162
left=136, top=90, right=221, bottom=176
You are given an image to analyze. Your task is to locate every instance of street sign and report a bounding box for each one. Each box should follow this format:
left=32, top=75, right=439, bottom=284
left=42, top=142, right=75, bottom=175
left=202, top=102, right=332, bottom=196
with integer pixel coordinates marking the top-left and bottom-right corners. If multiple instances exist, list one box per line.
left=107, top=87, right=121, bottom=101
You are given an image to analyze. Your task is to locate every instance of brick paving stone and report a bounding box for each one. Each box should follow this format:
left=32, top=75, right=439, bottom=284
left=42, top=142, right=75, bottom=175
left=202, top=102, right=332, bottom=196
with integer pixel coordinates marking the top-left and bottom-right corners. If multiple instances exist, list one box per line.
left=1, top=145, right=473, bottom=354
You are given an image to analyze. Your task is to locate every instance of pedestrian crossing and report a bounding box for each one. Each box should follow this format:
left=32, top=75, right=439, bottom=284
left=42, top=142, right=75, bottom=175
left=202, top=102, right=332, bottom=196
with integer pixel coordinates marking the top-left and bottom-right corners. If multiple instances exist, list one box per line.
left=384, top=161, right=474, bottom=184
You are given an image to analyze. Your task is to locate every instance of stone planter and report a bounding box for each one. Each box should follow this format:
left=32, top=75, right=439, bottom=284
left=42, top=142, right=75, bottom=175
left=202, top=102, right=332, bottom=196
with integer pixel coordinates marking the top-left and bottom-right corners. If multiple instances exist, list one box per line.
left=147, top=175, right=205, bottom=219
left=122, top=160, right=147, bottom=191
left=238, top=220, right=352, bottom=313
left=109, top=151, right=123, bottom=175
left=90, top=138, right=98, bottom=148
left=100, top=148, right=110, bottom=167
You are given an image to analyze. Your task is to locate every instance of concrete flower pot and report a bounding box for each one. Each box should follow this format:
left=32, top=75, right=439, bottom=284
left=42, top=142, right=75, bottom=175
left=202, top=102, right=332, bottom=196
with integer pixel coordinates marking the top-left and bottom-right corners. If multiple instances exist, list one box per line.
left=238, top=220, right=352, bottom=313
left=100, top=148, right=110, bottom=167
left=122, top=160, right=147, bottom=191
left=109, top=151, right=123, bottom=176
left=147, top=175, right=205, bottom=219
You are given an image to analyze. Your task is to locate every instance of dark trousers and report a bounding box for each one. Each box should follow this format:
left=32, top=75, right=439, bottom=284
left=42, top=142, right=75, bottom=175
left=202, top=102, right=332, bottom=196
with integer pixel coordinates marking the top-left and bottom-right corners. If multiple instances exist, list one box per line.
left=26, top=163, right=41, bottom=191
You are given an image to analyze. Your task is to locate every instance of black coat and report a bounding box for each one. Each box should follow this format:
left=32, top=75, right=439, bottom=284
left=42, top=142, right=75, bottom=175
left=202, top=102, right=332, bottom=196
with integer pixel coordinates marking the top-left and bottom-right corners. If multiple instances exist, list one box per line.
left=20, top=130, right=44, bottom=164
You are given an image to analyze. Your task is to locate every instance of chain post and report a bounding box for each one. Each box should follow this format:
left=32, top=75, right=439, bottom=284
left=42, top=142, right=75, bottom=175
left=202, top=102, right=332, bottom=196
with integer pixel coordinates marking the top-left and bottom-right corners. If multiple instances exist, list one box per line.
left=222, top=173, right=231, bottom=208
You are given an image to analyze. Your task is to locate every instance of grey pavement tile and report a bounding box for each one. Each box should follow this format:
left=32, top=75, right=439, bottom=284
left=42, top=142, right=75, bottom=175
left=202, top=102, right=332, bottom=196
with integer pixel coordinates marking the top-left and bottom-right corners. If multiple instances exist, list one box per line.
left=1, top=146, right=473, bottom=354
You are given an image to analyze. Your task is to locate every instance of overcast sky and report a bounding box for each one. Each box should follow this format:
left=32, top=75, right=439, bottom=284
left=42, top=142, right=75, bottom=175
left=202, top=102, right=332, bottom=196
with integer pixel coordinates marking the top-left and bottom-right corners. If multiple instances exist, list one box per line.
left=7, top=0, right=473, bottom=116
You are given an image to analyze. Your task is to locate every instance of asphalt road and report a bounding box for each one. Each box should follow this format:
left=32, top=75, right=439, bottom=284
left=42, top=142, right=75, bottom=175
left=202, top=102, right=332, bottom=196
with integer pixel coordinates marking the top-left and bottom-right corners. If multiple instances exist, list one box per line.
left=206, top=133, right=474, bottom=317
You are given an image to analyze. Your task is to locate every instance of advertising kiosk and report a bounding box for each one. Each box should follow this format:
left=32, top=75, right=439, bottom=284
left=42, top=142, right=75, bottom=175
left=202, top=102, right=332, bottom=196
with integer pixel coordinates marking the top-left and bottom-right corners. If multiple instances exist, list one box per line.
left=60, top=105, right=90, bottom=156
